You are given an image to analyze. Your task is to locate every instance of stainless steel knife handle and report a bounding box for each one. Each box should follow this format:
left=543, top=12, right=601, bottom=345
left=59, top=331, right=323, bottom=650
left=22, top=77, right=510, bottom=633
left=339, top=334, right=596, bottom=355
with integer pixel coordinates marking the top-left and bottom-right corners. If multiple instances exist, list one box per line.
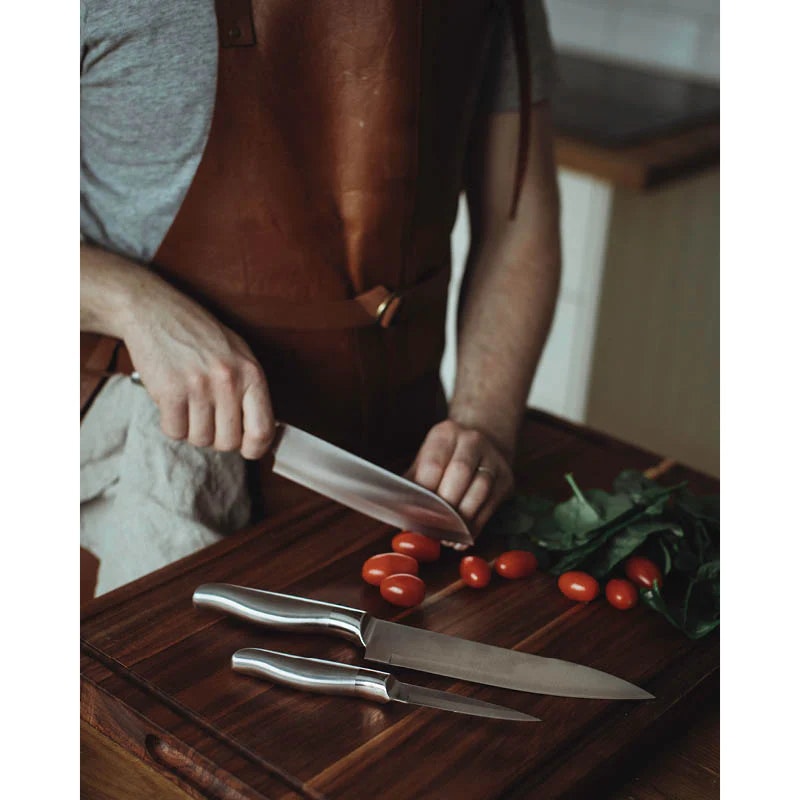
left=232, top=648, right=394, bottom=704
left=193, top=583, right=369, bottom=646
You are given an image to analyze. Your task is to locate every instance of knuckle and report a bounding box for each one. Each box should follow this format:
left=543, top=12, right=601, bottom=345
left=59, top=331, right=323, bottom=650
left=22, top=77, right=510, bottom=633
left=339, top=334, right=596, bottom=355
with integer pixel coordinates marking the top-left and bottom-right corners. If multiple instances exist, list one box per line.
left=420, top=454, right=446, bottom=472
left=215, top=439, right=240, bottom=453
left=185, top=371, right=209, bottom=395
left=160, top=422, right=185, bottom=441
left=461, top=429, right=482, bottom=447
left=439, top=419, right=460, bottom=436
left=240, top=359, right=265, bottom=387
left=188, top=428, right=214, bottom=448
left=450, top=457, right=476, bottom=476
left=210, top=362, right=237, bottom=389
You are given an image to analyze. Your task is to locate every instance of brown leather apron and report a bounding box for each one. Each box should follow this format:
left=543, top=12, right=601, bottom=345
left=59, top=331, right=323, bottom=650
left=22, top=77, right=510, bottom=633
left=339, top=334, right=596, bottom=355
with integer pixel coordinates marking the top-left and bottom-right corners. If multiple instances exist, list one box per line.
left=82, top=0, right=530, bottom=505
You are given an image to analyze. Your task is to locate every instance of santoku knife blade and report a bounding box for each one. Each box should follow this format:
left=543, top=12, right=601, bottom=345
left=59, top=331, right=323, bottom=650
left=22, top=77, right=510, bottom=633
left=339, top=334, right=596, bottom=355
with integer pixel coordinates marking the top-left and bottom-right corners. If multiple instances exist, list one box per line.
left=271, top=422, right=474, bottom=545
left=194, top=584, right=654, bottom=701
left=232, top=648, right=539, bottom=721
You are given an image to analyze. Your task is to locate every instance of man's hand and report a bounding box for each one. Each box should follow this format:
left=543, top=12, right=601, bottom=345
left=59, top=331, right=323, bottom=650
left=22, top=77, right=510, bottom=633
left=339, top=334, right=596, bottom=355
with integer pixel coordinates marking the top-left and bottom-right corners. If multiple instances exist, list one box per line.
left=81, top=243, right=275, bottom=459
left=407, top=419, right=514, bottom=542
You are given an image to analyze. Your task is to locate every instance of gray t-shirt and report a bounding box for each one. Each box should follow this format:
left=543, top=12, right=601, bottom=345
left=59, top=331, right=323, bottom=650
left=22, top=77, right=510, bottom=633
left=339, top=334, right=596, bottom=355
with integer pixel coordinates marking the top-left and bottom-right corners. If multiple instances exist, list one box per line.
left=80, top=0, right=556, bottom=263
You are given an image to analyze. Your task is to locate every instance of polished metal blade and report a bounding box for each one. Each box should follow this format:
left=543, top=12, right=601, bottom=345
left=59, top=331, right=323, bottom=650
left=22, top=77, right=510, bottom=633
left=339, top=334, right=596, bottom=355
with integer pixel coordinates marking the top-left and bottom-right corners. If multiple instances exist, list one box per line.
left=271, top=422, right=474, bottom=544
left=394, top=682, right=539, bottom=721
left=365, top=619, right=654, bottom=700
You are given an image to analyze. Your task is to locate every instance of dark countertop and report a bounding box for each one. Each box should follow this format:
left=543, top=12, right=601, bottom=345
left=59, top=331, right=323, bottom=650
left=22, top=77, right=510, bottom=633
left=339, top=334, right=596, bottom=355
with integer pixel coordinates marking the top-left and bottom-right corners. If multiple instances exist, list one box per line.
left=550, top=53, right=720, bottom=189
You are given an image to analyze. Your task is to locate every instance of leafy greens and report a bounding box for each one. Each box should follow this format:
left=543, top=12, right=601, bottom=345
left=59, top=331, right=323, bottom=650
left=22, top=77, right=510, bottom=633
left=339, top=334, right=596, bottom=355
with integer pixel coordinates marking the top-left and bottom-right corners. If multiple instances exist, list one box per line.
left=485, top=470, right=720, bottom=639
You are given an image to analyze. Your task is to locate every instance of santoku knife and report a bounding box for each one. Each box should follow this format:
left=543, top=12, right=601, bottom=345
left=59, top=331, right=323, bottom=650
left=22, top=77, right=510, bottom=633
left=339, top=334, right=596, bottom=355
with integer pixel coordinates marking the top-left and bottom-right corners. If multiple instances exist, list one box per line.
left=194, top=583, right=654, bottom=701
left=232, top=648, right=539, bottom=721
left=270, top=422, right=474, bottom=545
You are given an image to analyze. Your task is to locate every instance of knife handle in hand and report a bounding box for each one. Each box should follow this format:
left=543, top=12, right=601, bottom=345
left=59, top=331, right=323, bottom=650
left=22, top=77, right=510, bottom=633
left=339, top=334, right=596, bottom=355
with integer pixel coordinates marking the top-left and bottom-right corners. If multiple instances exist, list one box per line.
left=232, top=648, right=393, bottom=703
left=193, top=583, right=368, bottom=646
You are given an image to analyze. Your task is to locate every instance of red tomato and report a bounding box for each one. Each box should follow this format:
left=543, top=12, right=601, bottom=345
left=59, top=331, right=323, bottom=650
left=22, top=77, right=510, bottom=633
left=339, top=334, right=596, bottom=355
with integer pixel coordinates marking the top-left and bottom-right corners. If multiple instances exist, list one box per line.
left=494, top=550, right=538, bottom=579
left=392, top=531, right=441, bottom=563
left=379, top=574, right=426, bottom=608
left=557, top=571, right=600, bottom=602
left=361, top=553, right=419, bottom=586
left=605, top=578, right=639, bottom=610
left=624, top=556, right=664, bottom=589
left=459, top=556, right=492, bottom=589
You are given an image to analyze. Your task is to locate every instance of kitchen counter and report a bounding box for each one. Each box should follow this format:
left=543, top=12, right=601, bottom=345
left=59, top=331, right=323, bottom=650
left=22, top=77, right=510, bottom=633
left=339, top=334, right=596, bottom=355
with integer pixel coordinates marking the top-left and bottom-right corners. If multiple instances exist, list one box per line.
left=550, top=53, right=720, bottom=190
left=81, top=410, right=719, bottom=800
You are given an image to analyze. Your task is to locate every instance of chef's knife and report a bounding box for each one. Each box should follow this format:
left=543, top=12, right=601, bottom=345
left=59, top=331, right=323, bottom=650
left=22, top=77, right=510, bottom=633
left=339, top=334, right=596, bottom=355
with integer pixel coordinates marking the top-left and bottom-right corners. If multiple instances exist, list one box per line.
left=194, top=584, right=654, bottom=700
left=270, top=422, right=474, bottom=545
left=232, top=648, right=539, bottom=721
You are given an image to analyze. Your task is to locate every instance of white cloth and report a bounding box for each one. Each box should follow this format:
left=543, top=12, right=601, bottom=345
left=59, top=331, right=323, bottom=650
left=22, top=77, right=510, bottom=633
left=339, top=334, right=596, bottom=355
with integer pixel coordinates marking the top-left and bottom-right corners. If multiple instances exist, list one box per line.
left=80, top=376, right=251, bottom=596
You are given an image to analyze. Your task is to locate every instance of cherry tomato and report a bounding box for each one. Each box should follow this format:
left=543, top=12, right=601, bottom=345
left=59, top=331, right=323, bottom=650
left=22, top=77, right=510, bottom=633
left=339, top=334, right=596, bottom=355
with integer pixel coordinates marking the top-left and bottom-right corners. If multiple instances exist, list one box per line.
left=459, top=555, right=492, bottom=589
left=557, top=571, right=600, bottom=602
left=494, top=550, right=538, bottom=580
left=605, top=578, right=639, bottom=610
left=392, top=531, right=441, bottom=563
left=361, top=553, right=418, bottom=586
left=624, top=556, right=664, bottom=589
left=379, top=574, right=426, bottom=608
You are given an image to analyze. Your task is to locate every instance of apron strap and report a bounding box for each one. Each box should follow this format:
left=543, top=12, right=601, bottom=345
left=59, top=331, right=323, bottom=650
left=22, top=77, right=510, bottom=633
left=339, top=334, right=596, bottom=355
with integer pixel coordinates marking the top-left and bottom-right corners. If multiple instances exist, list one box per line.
left=211, top=265, right=451, bottom=331
left=82, top=266, right=452, bottom=382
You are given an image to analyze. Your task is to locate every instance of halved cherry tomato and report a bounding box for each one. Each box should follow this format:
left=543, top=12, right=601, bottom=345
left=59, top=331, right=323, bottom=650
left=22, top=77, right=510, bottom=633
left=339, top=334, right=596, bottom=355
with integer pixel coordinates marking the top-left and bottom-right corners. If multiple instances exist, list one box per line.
left=557, top=571, right=600, bottom=602
left=392, top=531, right=441, bottom=563
left=605, top=578, right=639, bottom=610
left=380, top=573, right=426, bottom=608
left=362, top=553, right=418, bottom=586
left=495, top=550, right=538, bottom=580
left=624, top=556, right=663, bottom=589
left=459, top=555, right=491, bottom=589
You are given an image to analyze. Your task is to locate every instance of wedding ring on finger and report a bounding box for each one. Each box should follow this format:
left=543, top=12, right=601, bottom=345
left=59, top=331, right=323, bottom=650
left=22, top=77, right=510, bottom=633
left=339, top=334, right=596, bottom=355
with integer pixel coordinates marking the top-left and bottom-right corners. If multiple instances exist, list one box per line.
left=476, top=465, right=496, bottom=481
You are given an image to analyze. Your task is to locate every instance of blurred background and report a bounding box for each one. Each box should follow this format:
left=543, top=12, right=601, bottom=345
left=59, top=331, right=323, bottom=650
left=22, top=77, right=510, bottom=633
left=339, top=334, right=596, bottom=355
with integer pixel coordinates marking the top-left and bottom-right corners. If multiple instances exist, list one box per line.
left=441, top=0, right=720, bottom=477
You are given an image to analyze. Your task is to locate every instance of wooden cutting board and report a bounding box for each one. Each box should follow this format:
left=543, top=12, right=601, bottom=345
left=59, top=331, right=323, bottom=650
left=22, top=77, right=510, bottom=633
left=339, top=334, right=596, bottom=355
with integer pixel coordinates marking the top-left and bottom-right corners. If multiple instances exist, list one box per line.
left=81, top=410, right=720, bottom=800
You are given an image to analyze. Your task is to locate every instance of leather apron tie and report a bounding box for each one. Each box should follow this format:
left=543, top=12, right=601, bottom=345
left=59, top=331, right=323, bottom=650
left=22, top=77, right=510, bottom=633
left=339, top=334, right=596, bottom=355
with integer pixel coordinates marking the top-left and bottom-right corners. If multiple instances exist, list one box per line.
left=81, top=0, right=531, bottom=478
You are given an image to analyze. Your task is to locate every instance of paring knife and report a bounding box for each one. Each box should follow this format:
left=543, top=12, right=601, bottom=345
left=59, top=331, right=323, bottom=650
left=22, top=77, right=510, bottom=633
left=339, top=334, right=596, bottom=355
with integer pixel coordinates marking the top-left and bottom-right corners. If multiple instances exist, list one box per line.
left=232, top=648, right=539, bottom=722
left=270, top=422, right=474, bottom=545
left=194, top=584, right=654, bottom=701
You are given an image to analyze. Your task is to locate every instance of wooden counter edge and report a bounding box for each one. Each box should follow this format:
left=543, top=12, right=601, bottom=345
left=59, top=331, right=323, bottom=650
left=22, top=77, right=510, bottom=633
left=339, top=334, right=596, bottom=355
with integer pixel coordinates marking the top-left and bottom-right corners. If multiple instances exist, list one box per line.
left=555, top=120, right=720, bottom=191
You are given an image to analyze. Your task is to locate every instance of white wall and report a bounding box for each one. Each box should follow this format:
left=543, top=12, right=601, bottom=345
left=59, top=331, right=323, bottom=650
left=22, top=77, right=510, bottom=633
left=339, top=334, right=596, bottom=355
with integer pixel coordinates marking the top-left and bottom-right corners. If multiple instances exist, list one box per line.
left=543, top=0, right=719, bottom=83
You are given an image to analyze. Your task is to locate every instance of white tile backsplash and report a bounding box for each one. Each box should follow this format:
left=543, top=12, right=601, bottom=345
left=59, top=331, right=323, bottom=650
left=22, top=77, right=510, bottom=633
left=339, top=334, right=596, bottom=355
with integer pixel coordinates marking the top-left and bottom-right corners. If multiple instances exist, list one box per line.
left=612, top=8, right=702, bottom=73
left=545, top=0, right=615, bottom=58
left=544, top=0, right=720, bottom=82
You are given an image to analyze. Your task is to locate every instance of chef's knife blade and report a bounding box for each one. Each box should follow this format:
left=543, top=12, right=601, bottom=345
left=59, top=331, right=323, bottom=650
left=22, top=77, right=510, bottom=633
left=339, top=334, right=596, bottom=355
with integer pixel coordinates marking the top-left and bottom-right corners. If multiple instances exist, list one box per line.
left=195, top=584, right=654, bottom=701
left=271, top=422, right=474, bottom=545
left=232, top=648, right=539, bottom=721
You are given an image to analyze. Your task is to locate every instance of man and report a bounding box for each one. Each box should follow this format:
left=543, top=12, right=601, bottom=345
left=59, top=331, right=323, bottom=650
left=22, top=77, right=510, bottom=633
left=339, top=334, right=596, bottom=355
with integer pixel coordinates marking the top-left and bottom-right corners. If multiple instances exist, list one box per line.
left=80, top=0, right=561, bottom=596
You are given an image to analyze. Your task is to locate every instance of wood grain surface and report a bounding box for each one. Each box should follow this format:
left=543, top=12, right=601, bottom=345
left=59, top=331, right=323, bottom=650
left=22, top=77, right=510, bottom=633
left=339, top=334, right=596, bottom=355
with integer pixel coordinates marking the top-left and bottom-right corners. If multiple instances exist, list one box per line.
left=81, top=411, right=719, bottom=800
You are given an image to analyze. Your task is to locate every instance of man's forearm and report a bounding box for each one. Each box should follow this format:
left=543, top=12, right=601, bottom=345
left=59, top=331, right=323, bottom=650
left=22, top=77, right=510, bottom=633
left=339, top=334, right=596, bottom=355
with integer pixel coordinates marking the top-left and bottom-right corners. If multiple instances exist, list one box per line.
left=450, top=230, right=559, bottom=458
left=449, top=105, right=561, bottom=459
left=80, top=242, right=153, bottom=339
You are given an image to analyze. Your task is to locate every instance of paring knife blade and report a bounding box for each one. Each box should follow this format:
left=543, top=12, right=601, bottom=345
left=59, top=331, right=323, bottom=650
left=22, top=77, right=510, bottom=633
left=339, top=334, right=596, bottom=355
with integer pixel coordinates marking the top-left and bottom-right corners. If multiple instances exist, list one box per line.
left=232, top=648, right=539, bottom=722
left=195, top=584, right=654, bottom=701
left=271, top=422, right=474, bottom=545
